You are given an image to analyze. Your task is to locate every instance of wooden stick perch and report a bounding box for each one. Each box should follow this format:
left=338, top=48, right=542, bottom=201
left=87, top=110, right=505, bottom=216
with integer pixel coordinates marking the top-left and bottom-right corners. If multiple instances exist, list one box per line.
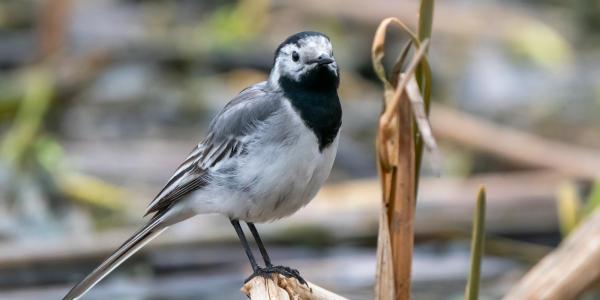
left=241, top=274, right=349, bottom=300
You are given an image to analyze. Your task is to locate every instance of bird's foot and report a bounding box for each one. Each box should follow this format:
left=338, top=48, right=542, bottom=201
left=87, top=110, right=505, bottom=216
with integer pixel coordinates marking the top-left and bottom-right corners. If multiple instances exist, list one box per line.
left=245, top=265, right=308, bottom=287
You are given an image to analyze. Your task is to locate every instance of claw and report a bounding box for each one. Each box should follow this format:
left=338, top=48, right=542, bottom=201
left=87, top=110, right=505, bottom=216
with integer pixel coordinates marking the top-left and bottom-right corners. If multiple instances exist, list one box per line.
left=244, top=265, right=308, bottom=287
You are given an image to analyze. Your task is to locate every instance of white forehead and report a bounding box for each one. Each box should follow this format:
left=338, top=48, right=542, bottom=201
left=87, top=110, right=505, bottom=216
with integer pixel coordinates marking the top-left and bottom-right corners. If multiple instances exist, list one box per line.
left=280, top=35, right=332, bottom=54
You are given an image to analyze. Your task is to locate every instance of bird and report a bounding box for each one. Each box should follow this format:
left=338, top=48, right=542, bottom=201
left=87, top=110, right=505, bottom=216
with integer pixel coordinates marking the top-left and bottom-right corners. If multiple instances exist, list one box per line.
left=63, top=31, right=342, bottom=300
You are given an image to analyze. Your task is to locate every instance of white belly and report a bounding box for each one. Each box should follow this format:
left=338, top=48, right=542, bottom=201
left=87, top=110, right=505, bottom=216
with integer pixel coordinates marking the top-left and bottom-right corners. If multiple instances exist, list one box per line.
left=239, top=133, right=338, bottom=222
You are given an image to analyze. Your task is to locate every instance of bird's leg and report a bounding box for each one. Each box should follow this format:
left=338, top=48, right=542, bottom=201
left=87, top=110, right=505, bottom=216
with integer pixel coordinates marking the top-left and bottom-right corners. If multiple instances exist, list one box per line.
left=245, top=222, right=308, bottom=286
left=230, top=219, right=260, bottom=272
left=246, top=222, right=272, bottom=267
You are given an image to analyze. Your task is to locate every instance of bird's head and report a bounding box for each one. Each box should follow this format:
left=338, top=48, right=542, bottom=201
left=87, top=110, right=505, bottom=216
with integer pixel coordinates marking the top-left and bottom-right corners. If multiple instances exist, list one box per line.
left=269, top=31, right=339, bottom=91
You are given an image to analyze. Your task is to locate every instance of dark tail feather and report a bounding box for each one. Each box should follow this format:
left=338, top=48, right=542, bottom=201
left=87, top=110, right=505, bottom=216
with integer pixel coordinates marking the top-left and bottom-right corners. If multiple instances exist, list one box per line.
left=63, top=216, right=168, bottom=300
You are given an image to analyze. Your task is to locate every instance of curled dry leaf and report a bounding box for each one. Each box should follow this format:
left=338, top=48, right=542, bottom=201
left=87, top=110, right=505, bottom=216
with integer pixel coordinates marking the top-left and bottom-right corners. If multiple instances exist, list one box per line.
left=379, top=39, right=430, bottom=128
left=372, top=17, right=421, bottom=90
left=371, top=17, right=439, bottom=173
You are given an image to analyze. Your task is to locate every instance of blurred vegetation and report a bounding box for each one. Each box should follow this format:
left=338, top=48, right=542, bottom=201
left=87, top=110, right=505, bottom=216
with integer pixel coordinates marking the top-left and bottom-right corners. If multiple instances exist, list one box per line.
left=557, top=180, right=600, bottom=236
left=205, top=0, right=270, bottom=48
left=1, top=67, right=53, bottom=167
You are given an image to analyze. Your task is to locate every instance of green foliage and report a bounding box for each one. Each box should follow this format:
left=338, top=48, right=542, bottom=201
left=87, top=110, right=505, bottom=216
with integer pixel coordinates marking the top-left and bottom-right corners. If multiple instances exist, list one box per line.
left=418, top=0, right=435, bottom=43
left=415, top=0, right=434, bottom=183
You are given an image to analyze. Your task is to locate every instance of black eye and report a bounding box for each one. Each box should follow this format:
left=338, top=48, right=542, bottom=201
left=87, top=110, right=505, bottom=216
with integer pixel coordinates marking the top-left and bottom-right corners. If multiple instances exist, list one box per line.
left=291, top=51, right=299, bottom=62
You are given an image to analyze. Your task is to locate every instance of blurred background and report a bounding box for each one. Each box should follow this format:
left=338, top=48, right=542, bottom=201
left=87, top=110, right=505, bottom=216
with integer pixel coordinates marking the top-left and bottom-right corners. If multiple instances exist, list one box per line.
left=0, top=0, right=599, bottom=299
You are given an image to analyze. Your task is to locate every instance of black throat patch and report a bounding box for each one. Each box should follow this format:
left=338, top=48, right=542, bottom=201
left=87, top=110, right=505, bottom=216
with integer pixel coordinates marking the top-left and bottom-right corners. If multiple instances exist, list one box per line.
left=279, top=66, right=342, bottom=151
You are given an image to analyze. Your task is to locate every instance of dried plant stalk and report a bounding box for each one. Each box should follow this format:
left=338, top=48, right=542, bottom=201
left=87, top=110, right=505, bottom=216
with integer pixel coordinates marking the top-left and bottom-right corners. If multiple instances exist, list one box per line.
left=388, top=90, right=416, bottom=300
left=372, top=17, right=437, bottom=300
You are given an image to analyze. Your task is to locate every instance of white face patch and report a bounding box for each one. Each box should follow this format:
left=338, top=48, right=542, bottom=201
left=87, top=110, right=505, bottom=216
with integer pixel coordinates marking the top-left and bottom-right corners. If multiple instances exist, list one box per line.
left=269, top=35, right=338, bottom=86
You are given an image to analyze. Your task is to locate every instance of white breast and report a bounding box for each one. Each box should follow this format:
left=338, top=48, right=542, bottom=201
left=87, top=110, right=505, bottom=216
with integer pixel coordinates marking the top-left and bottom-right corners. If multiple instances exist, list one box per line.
left=237, top=101, right=338, bottom=222
left=239, top=139, right=337, bottom=222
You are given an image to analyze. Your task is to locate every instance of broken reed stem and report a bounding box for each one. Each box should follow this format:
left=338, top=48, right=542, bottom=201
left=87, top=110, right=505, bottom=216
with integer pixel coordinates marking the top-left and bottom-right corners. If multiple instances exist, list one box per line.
left=466, top=187, right=486, bottom=300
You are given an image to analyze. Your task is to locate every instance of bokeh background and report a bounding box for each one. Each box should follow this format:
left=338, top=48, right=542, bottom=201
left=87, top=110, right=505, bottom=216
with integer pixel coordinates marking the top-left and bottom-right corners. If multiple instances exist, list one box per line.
left=0, top=0, right=599, bottom=299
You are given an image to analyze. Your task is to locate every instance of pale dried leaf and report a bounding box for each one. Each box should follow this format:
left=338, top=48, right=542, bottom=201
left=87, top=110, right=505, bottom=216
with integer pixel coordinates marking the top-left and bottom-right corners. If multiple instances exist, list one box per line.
left=375, top=200, right=395, bottom=300
left=405, top=74, right=442, bottom=175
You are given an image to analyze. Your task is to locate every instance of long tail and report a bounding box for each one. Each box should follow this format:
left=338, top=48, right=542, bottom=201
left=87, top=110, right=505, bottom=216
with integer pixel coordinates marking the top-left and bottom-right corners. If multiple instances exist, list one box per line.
left=63, top=215, right=168, bottom=300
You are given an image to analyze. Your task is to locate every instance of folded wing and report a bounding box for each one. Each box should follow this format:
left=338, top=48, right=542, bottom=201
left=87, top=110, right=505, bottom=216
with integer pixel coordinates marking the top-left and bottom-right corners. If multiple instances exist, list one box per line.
left=145, top=82, right=281, bottom=216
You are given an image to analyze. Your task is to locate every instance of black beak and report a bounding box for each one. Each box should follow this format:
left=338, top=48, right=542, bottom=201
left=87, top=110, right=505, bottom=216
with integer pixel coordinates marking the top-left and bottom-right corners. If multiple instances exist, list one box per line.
left=307, top=55, right=334, bottom=65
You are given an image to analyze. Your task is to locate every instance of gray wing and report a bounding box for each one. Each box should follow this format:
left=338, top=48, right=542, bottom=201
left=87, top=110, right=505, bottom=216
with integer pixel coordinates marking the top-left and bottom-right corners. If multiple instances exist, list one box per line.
left=145, top=82, right=282, bottom=215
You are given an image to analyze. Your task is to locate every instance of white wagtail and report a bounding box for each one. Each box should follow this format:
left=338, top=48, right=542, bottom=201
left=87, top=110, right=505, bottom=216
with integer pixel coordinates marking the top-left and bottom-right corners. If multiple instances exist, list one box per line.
left=64, top=31, right=341, bottom=299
